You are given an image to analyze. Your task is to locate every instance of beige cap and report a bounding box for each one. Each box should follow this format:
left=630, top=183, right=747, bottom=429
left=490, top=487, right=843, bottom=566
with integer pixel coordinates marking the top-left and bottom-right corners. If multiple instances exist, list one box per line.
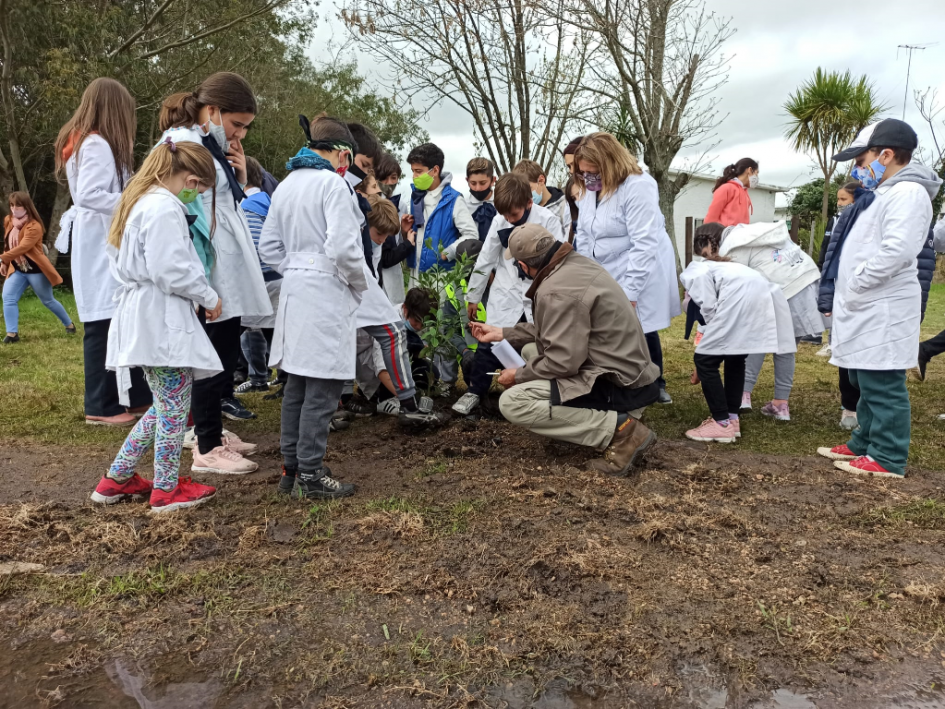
left=504, top=223, right=559, bottom=261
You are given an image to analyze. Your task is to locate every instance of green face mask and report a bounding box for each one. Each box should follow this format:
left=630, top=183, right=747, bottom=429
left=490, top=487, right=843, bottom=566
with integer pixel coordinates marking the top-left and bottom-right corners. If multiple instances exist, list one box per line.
left=413, top=171, right=435, bottom=191
left=177, top=186, right=200, bottom=204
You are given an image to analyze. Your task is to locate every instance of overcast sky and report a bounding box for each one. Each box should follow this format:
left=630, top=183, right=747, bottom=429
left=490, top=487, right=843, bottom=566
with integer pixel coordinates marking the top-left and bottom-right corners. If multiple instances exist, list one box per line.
left=308, top=0, right=945, bottom=203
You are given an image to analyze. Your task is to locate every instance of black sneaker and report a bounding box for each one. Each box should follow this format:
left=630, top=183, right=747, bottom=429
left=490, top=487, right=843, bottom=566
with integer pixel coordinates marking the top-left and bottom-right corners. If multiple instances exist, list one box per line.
left=65, top=324, right=77, bottom=335
left=233, top=370, right=247, bottom=385
left=917, top=348, right=929, bottom=382
left=296, top=467, right=355, bottom=499
left=329, top=416, right=350, bottom=432
left=345, top=395, right=376, bottom=417
left=263, top=386, right=284, bottom=401
left=2, top=333, right=19, bottom=344
left=398, top=409, right=445, bottom=429
left=278, top=465, right=298, bottom=495
left=221, top=397, right=257, bottom=420
left=657, top=388, right=673, bottom=405
left=235, top=380, right=269, bottom=394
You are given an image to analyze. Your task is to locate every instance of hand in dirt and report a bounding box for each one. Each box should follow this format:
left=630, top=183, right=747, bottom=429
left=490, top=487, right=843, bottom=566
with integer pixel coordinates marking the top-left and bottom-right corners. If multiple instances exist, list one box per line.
left=497, top=368, right=518, bottom=387
left=470, top=322, right=502, bottom=343
left=206, top=298, right=223, bottom=322
left=466, top=302, right=480, bottom=322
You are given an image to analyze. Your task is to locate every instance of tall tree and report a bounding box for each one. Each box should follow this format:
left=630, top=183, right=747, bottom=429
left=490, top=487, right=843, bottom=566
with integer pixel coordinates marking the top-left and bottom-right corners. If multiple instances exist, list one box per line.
left=341, top=0, right=590, bottom=173
left=915, top=88, right=945, bottom=220
left=784, top=68, right=887, bottom=233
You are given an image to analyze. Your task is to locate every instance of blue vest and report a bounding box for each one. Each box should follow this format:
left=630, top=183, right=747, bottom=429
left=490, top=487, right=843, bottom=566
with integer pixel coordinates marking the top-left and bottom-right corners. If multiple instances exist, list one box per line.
left=412, top=183, right=462, bottom=273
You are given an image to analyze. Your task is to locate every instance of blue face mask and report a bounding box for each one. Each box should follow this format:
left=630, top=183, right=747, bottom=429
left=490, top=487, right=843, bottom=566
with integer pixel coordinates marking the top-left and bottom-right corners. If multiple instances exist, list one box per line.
left=852, top=157, right=886, bottom=190
left=404, top=317, right=417, bottom=333
left=531, top=190, right=542, bottom=205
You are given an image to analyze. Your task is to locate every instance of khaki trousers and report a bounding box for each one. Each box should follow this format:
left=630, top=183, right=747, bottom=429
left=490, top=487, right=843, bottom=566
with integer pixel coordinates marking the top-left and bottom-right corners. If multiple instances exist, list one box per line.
left=499, top=343, right=621, bottom=450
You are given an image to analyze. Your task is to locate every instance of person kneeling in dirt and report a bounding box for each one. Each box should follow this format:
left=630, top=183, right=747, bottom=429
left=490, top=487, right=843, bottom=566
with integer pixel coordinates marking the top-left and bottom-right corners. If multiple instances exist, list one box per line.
left=470, top=223, right=660, bottom=476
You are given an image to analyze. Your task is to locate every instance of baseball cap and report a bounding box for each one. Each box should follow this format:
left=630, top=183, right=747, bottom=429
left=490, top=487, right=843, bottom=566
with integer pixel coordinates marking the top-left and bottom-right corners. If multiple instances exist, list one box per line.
left=504, top=223, right=558, bottom=261
left=833, top=119, right=919, bottom=162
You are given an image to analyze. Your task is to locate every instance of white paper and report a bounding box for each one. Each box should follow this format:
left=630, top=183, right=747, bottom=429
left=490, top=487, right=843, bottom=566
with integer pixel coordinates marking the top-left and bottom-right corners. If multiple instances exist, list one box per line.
left=492, top=339, right=526, bottom=369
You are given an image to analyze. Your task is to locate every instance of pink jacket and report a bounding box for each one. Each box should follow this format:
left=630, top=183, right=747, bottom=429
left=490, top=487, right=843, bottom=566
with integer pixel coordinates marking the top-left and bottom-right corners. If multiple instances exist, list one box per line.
left=705, top=180, right=753, bottom=227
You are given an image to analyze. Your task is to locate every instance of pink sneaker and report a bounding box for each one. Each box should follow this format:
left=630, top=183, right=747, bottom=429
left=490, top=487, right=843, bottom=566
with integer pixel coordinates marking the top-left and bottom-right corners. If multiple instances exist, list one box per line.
left=150, top=477, right=216, bottom=513
left=740, top=392, right=752, bottom=410
left=191, top=445, right=258, bottom=475
left=222, top=431, right=257, bottom=456
left=760, top=401, right=790, bottom=421
left=729, top=418, right=741, bottom=438
left=85, top=412, right=136, bottom=427
left=90, top=473, right=152, bottom=504
left=686, top=417, right=737, bottom=443
left=817, top=443, right=858, bottom=461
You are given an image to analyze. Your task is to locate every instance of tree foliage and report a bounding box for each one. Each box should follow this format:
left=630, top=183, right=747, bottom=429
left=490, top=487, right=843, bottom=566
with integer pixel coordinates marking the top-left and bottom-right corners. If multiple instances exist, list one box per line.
left=788, top=176, right=849, bottom=222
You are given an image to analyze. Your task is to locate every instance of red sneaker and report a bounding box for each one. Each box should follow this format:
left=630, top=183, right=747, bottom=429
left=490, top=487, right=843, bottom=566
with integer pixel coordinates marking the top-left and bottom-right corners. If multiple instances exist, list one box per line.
left=817, top=443, right=858, bottom=461
left=149, top=477, right=216, bottom=514
left=835, top=456, right=904, bottom=479
left=90, top=473, right=153, bottom=504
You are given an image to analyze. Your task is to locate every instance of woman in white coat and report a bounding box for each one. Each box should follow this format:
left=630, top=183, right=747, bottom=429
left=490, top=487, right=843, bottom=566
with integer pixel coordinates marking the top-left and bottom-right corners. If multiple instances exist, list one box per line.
left=680, top=251, right=795, bottom=444
left=259, top=116, right=369, bottom=500
left=573, top=132, right=681, bottom=403
left=55, top=78, right=153, bottom=426
left=89, top=140, right=221, bottom=513
left=157, top=72, right=271, bottom=475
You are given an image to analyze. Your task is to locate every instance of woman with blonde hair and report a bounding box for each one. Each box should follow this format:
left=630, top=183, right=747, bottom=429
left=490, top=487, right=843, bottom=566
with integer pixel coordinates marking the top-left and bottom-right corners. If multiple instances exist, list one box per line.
left=90, top=138, right=222, bottom=513
left=56, top=77, right=153, bottom=425
left=573, top=132, right=681, bottom=403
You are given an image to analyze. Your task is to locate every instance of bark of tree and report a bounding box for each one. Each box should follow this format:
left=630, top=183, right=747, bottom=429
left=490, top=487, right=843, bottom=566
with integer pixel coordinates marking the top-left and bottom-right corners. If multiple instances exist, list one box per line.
left=0, top=0, right=27, bottom=192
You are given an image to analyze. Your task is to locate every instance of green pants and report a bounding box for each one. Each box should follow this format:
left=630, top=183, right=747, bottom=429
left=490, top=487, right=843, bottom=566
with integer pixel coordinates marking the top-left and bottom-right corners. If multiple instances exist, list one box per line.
left=847, top=369, right=910, bottom=475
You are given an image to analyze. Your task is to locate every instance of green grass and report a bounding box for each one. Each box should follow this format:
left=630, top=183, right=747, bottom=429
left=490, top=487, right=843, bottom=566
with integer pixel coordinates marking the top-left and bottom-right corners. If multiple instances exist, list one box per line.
left=855, top=499, right=945, bottom=530
left=2, top=285, right=945, bottom=468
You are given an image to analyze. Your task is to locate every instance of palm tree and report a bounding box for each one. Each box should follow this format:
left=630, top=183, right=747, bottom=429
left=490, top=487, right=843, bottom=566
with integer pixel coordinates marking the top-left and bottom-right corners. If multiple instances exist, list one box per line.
left=784, top=69, right=888, bottom=234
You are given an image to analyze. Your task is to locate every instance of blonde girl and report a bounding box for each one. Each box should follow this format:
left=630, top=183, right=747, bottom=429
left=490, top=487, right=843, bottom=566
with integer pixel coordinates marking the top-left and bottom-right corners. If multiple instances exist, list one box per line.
left=90, top=139, right=223, bottom=513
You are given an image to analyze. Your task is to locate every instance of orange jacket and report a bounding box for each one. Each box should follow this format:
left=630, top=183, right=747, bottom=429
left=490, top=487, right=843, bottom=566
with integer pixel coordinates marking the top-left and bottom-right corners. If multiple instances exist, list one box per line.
left=705, top=180, right=753, bottom=227
left=2, top=216, right=63, bottom=286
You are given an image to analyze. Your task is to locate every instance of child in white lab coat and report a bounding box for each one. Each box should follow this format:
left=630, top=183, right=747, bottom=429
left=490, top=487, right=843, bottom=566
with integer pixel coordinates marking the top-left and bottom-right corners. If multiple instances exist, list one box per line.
left=90, top=139, right=222, bottom=513
left=680, top=227, right=795, bottom=443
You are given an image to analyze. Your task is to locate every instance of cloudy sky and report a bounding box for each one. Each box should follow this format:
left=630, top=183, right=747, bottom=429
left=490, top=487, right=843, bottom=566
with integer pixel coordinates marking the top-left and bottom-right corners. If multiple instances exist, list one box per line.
left=309, top=0, right=945, bottom=203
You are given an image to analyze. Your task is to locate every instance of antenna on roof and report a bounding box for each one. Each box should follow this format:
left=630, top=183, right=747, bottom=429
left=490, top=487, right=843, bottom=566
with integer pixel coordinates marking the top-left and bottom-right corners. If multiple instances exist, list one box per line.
left=897, top=43, right=937, bottom=120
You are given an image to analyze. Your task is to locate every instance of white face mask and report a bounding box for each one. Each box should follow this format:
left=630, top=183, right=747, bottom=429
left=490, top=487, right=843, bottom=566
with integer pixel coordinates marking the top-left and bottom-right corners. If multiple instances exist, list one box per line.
left=748, top=174, right=759, bottom=189
left=202, top=113, right=229, bottom=153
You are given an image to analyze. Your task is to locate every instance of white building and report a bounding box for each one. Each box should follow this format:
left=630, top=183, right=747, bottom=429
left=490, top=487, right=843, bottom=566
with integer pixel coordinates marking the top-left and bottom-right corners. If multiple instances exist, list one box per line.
left=669, top=171, right=790, bottom=259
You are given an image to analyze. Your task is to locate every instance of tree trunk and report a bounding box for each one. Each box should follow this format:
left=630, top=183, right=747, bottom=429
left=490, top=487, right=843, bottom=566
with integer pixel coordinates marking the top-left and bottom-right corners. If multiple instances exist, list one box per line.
left=46, top=181, right=72, bottom=264
left=819, top=175, right=831, bottom=228
left=653, top=173, right=683, bottom=275
left=0, top=0, right=27, bottom=191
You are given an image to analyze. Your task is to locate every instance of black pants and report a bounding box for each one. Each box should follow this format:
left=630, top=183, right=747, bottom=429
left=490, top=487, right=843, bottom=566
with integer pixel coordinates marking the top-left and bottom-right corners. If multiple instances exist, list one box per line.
left=694, top=353, right=747, bottom=422
left=920, top=328, right=945, bottom=362
left=838, top=367, right=860, bottom=411
left=82, top=318, right=151, bottom=417
left=193, top=316, right=242, bottom=454
left=467, top=342, right=503, bottom=398
left=644, top=331, right=665, bottom=390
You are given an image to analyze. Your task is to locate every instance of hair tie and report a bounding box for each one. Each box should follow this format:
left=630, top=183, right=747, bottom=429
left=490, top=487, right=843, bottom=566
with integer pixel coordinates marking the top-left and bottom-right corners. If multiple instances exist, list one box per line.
left=163, top=136, right=177, bottom=153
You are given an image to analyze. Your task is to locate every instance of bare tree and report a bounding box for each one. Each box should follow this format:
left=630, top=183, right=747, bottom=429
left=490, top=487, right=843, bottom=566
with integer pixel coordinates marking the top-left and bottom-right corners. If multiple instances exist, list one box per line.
left=915, top=88, right=945, bottom=220
left=341, top=0, right=590, bottom=173
left=553, top=0, right=733, bottom=269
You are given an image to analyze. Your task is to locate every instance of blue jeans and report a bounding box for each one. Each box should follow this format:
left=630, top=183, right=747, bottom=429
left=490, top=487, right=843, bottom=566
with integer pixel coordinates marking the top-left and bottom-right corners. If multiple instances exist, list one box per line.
left=2, top=269, right=73, bottom=333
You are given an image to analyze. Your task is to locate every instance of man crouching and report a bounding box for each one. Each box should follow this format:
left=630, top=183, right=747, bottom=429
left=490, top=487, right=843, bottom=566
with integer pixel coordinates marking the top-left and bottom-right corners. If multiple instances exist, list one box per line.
left=470, top=223, right=660, bottom=476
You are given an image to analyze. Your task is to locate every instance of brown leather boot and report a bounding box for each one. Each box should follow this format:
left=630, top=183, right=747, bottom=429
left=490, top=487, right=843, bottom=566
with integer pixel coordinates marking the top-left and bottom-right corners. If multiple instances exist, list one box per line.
left=586, top=418, right=657, bottom=477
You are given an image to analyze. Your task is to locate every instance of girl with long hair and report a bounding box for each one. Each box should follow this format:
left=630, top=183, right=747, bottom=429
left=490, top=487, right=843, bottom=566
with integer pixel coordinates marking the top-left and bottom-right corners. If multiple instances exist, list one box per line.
left=157, top=72, right=272, bottom=475
left=89, top=139, right=223, bottom=513
left=572, top=132, right=681, bottom=404
left=2, top=192, right=75, bottom=342
left=56, top=77, right=153, bottom=425
left=705, top=157, right=759, bottom=227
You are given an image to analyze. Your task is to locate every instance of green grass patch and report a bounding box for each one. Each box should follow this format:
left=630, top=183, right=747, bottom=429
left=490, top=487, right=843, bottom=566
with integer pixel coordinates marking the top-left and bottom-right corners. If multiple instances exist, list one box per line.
left=854, top=499, right=945, bottom=530
left=362, top=495, right=484, bottom=536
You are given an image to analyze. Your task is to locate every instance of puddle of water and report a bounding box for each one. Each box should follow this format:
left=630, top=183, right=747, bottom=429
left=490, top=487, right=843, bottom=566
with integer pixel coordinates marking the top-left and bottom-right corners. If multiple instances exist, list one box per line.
left=105, top=660, right=222, bottom=709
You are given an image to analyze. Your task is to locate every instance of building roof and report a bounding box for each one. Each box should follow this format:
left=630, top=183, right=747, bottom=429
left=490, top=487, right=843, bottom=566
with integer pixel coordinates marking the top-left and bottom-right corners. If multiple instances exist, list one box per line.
left=668, top=169, right=790, bottom=193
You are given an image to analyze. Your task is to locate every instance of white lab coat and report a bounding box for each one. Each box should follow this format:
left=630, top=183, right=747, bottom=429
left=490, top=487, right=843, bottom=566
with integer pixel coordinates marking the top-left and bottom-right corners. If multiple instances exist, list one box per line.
left=719, top=221, right=820, bottom=300
left=830, top=179, right=934, bottom=371
left=62, top=135, right=127, bottom=322
left=465, top=204, right=565, bottom=328
left=576, top=172, right=681, bottom=332
left=543, top=191, right=572, bottom=243
left=157, top=126, right=272, bottom=323
left=105, top=188, right=223, bottom=404
left=680, top=260, right=796, bottom=356
left=259, top=168, right=369, bottom=380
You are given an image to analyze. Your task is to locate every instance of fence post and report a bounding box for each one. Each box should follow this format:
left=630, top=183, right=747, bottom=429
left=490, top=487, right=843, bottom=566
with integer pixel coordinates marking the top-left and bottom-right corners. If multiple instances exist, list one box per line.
left=789, top=217, right=799, bottom=245
left=685, top=217, right=693, bottom=266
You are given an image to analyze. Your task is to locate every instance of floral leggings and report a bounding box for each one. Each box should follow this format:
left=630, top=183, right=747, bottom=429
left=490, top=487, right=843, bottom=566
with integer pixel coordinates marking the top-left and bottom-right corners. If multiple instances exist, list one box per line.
left=108, top=367, right=193, bottom=491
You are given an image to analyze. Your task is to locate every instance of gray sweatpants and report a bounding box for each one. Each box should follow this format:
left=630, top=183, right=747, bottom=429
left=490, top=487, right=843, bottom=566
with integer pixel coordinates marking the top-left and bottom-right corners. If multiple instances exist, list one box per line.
left=743, top=345, right=798, bottom=400
left=281, top=374, right=345, bottom=477
left=360, top=322, right=416, bottom=401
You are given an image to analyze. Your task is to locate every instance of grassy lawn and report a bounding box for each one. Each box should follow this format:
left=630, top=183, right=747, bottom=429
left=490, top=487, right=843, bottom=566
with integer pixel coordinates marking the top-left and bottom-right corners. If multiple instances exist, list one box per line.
left=2, top=284, right=944, bottom=469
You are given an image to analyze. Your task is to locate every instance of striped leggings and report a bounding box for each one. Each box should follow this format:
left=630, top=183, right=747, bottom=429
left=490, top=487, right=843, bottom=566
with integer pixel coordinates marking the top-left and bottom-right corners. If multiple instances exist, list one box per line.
left=360, top=322, right=416, bottom=401
left=108, top=367, right=193, bottom=491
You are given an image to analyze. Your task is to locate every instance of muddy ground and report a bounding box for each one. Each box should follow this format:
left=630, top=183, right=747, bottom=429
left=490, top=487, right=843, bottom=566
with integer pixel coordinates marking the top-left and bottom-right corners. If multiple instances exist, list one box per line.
left=2, top=407, right=945, bottom=708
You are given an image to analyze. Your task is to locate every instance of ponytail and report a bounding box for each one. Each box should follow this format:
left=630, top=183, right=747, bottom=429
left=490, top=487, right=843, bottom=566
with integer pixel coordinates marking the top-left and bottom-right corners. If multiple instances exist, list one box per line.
left=713, top=157, right=759, bottom=192
left=159, top=72, right=257, bottom=131
left=693, top=222, right=729, bottom=260
left=159, top=92, right=202, bottom=131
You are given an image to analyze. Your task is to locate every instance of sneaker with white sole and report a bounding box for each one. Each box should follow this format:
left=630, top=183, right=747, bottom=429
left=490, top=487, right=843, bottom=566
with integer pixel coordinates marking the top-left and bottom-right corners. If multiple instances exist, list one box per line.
left=235, top=380, right=269, bottom=394
left=192, top=445, right=258, bottom=475
left=685, top=417, right=737, bottom=443
left=760, top=401, right=790, bottom=421
left=378, top=398, right=401, bottom=416
left=834, top=456, right=904, bottom=479
left=817, top=443, right=857, bottom=461
left=150, top=477, right=216, bottom=513
left=221, top=397, right=257, bottom=421
left=840, top=411, right=858, bottom=430
left=815, top=344, right=832, bottom=357
left=740, top=392, right=752, bottom=411
left=223, top=431, right=257, bottom=456
left=452, top=392, right=480, bottom=415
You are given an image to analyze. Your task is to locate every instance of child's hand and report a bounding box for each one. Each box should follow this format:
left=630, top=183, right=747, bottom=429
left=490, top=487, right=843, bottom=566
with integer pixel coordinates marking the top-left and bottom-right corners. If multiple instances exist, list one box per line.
left=206, top=298, right=223, bottom=322
left=466, top=302, right=480, bottom=322
left=227, top=140, right=247, bottom=186
left=401, top=214, right=414, bottom=235
left=405, top=229, right=416, bottom=246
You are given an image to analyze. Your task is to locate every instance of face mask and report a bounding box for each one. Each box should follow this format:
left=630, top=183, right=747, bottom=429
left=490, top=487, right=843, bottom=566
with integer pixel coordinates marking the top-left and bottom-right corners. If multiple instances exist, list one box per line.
left=748, top=175, right=759, bottom=189
left=469, top=186, right=491, bottom=201
left=177, top=186, right=200, bottom=204
left=583, top=172, right=602, bottom=192
left=348, top=163, right=367, bottom=181
left=202, top=114, right=229, bottom=153
left=511, top=208, right=531, bottom=228
left=413, top=171, right=435, bottom=191
left=336, top=165, right=349, bottom=178
left=837, top=203, right=851, bottom=214
left=852, top=157, right=887, bottom=190
left=380, top=183, right=396, bottom=197
left=531, top=190, right=543, bottom=204
left=11, top=207, right=26, bottom=219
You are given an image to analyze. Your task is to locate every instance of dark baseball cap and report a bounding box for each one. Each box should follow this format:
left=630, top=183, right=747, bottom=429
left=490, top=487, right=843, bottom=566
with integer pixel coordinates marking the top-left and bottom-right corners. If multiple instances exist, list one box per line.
left=832, top=119, right=918, bottom=162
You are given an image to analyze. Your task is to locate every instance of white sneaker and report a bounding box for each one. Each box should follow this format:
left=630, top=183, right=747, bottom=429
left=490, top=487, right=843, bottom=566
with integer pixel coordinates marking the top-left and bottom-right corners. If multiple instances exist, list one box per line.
left=184, top=427, right=243, bottom=451
left=740, top=392, right=752, bottom=411
left=377, top=398, right=401, bottom=416
left=815, top=344, right=832, bottom=357
left=840, top=410, right=858, bottom=431
left=452, top=392, right=481, bottom=415
left=192, top=445, right=258, bottom=475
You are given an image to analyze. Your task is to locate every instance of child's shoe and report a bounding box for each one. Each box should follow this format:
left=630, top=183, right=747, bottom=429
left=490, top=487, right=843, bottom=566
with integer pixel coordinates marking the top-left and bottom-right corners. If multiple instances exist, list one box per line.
left=221, top=397, right=256, bottom=421
left=378, top=398, right=401, bottom=416
left=834, top=456, right=904, bottom=479
left=278, top=465, right=298, bottom=495
left=150, top=477, right=216, bottom=513
left=817, top=443, right=857, bottom=461
left=730, top=418, right=741, bottom=438
left=740, top=392, right=752, bottom=410
left=840, top=410, right=858, bottom=430
left=345, top=395, right=376, bottom=417
left=452, top=392, right=480, bottom=415
left=685, top=418, right=737, bottom=443
left=815, top=343, right=832, bottom=357
left=192, top=445, right=258, bottom=475
left=296, top=467, right=355, bottom=499
left=85, top=412, right=136, bottom=427
left=760, top=401, right=790, bottom=421
left=90, top=473, right=153, bottom=504
left=223, top=431, right=257, bottom=456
